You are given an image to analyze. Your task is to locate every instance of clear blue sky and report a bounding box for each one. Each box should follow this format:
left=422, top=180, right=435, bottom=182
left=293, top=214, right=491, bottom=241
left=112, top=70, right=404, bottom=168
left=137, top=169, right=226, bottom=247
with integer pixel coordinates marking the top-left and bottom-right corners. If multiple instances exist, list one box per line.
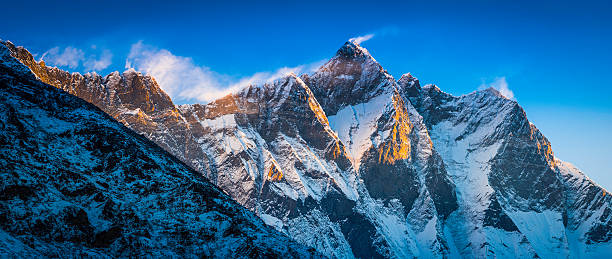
left=3, top=0, right=611, bottom=189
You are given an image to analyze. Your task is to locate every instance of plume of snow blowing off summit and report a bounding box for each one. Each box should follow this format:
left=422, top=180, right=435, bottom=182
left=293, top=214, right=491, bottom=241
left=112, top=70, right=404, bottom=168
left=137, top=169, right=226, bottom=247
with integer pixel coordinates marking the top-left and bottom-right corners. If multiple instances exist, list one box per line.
left=349, top=34, right=374, bottom=44
left=480, top=77, right=515, bottom=100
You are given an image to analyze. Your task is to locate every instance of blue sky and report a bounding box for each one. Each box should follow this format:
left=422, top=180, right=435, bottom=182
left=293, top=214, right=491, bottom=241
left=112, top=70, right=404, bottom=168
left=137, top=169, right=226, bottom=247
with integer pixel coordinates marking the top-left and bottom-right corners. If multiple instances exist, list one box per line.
left=3, top=0, right=611, bottom=189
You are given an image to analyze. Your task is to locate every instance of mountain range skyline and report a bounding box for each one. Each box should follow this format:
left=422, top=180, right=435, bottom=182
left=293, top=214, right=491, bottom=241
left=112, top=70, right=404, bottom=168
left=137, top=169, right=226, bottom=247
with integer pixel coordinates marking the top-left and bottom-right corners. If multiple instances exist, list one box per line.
left=4, top=1, right=611, bottom=191
left=2, top=1, right=612, bottom=257
left=4, top=33, right=610, bottom=191
left=3, top=37, right=610, bottom=257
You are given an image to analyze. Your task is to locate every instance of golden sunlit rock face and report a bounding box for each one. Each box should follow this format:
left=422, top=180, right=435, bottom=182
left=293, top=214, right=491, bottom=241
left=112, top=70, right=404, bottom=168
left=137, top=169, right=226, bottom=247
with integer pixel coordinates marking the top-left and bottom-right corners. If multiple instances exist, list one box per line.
left=267, top=161, right=283, bottom=181
left=529, top=123, right=556, bottom=168
left=378, top=90, right=413, bottom=165
left=330, top=141, right=348, bottom=160
left=2, top=42, right=56, bottom=87
left=4, top=41, right=176, bottom=118
left=301, top=80, right=352, bottom=161
left=203, top=95, right=241, bottom=118
left=305, top=90, right=330, bottom=126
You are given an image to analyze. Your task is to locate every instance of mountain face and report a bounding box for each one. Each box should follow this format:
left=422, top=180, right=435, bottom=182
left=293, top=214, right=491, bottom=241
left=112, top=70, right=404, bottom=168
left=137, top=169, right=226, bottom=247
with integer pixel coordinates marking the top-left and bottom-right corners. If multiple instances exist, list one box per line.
left=0, top=43, right=320, bottom=257
left=398, top=75, right=611, bottom=258
left=3, top=39, right=611, bottom=258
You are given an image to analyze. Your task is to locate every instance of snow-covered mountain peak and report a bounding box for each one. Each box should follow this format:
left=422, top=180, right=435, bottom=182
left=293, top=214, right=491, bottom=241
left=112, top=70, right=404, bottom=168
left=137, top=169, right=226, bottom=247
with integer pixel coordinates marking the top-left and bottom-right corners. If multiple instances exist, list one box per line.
left=475, top=86, right=507, bottom=99
left=303, top=42, right=395, bottom=116
left=397, top=73, right=421, bottom=94
left=421, top=83, right=443, bottom=92
left=336, top=40, right=373, bottom=60
left=398, top=72, right=416, bottom=82
left=121, top=67, right=145, bottom=78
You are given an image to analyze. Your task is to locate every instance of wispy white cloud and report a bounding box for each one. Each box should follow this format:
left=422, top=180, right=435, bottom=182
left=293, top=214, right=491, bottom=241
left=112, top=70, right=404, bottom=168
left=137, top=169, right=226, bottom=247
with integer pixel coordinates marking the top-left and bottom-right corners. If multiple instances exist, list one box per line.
left=41, top=46, right=84, bottom=69
left=126, top=41, right=324, bottom=103
left=479, top=77, right=515, bottom=100
left=349, top=34, right=375, bottom=44
left=41, top=46, right=112, bottom=71
left=349, top=26, right=400, bottom=45
left=125, top=41, right=228, bottom=102
left=84, top=49, right=113, bottom=71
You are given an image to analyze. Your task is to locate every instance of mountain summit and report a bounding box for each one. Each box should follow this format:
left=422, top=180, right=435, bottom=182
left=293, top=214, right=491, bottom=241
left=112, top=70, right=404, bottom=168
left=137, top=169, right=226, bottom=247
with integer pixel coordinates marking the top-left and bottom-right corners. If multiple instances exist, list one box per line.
left=2, top=39, right=611, bottom=258
left=337, top=40, right=373, bottom=59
